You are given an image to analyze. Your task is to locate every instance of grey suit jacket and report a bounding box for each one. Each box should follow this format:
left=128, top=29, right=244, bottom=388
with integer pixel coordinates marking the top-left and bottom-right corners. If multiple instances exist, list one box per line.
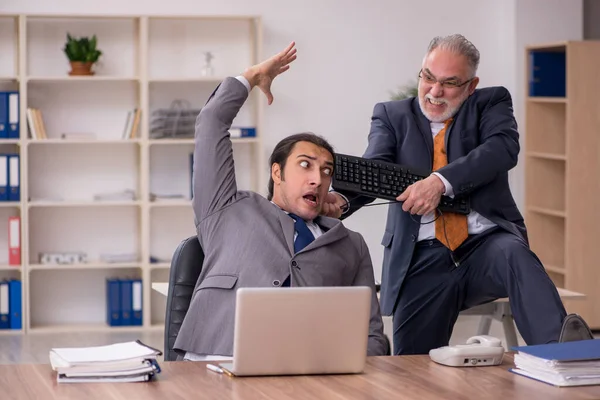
left=340, top=87, right=525, bottom=316
left=173, top=77, right=388, bottom=357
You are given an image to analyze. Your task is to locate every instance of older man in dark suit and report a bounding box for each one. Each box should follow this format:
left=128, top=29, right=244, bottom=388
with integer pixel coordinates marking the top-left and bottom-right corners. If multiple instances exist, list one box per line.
left=326, top=34, right=593, bottom=355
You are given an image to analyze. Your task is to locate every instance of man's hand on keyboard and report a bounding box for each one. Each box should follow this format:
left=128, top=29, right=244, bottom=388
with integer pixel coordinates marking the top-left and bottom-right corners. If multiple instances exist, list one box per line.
left=397, top=175, right=445, bottom=215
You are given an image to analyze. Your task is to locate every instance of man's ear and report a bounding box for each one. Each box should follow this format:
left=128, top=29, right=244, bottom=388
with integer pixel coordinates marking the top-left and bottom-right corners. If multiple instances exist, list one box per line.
left=272, top=163, right=282, bottom=185
left=468, top=77, right=479, bottom=95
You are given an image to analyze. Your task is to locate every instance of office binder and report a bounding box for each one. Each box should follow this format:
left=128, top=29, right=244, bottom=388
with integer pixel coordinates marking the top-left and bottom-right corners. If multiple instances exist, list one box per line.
left=0, top=155, right=7, bottom=201
left=8, top=279, right=21, bottom=329
left=120, top=279, right=133, bottom=325
left=8, top=154, right=20, bottom=201
left=511, top=340, right=600, bottom=387
left=0, top=281, right=9, bottom=329
left=229, top=127, right=256, bottom=138
left=106, top=278, right=121, bottom=326
left=0, top=92, right=7, bottom=139
left=529, top=51, right=566, bottom=97
left=8, top=216, right=20, bottom=266
left=7, top=92, right=19, bottom=139
left=132, top=279, right=143, bottom=326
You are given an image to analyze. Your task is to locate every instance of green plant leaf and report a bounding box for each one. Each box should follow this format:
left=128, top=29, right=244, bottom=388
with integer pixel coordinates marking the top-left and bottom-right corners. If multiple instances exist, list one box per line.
left=63, top=33, right=102, bottom=63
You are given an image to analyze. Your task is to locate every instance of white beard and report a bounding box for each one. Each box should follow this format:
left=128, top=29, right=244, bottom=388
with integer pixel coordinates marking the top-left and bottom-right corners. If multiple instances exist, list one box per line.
left=418, top=92, right=469, bottom=123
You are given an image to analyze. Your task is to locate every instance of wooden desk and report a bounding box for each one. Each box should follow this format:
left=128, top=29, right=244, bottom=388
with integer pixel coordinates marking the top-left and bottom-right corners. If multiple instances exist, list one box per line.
left=2, top=355, right=600, bottom=400
left=152, top=282, right=585, bottom=350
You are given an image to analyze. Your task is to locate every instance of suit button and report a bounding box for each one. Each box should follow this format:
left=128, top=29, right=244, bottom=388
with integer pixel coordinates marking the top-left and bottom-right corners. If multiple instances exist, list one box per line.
left=291, top=261, right=298, bottom=267
left=272, top=280, right=281, bottom=286
left=411, top=235, right=416, bottom=242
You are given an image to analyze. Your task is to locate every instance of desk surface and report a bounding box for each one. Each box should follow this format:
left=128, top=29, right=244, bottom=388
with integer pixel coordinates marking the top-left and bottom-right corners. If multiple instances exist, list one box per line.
left=151, top=282, right=585, bottom=301
left=2, top=355, right=600, bottom=400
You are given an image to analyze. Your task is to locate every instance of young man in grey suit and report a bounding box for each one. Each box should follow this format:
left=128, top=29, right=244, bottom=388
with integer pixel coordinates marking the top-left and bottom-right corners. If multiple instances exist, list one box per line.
left=326, top=34, right=593, bottom=354
left=173, top=42, right=389, bottom=361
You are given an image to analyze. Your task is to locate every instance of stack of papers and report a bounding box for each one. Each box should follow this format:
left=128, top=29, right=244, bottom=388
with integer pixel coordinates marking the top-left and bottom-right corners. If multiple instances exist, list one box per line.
left=49, top=340, right=162, bottom=383
left=511, top=339, right=600, bottom=387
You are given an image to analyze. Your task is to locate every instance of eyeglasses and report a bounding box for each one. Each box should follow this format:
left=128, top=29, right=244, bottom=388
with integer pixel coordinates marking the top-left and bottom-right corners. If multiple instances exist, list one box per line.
left=418, top=69, right=474, bottom=89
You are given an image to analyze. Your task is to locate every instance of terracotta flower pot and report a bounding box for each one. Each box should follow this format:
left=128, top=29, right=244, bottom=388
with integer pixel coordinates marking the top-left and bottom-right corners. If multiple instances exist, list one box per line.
left=69, top=61, right=94, bottom=76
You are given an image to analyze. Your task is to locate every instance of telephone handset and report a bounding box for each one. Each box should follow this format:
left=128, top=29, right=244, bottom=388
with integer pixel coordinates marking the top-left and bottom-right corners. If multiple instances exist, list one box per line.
left=429, top=335, right=505, bottom=367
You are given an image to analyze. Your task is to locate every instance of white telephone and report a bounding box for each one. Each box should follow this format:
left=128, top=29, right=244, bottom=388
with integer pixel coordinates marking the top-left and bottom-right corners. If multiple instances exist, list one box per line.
left=429, top=335, right=505, bottom=367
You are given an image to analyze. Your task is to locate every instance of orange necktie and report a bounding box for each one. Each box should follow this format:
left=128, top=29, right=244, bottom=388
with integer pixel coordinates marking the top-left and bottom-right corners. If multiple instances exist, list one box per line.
left=433, top=119, right=468, bottom=251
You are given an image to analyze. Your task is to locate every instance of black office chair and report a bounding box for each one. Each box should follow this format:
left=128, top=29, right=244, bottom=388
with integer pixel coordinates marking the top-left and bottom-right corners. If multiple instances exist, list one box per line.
left=163, top=235, right=205, bottom=361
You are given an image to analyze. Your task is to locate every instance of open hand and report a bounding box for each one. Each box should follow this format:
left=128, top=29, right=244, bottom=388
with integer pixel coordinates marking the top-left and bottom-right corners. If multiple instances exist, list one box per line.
left=243, top=41, right=297, bottom=105
left=397, top=175, right=445, bottom=215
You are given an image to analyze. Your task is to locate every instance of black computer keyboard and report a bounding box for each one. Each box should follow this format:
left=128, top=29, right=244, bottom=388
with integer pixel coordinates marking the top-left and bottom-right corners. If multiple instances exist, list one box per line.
left=332, top=153, right=471, bottom=215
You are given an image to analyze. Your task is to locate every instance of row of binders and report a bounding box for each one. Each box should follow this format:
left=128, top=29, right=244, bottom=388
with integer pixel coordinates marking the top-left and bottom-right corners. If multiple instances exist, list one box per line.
left=0, top=91, right=19, bottom=139
left=0, top=279, right=22, bottom=330
left=50, top=340, right=161, bottom=383
left=106, top=278, right=143, bottom=326
left=0, top=153, right=20, bottom=202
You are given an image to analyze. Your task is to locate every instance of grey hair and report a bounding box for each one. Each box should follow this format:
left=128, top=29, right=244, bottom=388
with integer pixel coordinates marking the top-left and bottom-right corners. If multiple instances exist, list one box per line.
left=426, top=34, right=480, bottom=77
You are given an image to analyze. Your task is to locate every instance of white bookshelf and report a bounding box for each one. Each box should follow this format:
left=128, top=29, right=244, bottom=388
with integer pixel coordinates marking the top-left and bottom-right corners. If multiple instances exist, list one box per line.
left=0, top=13, right=263, bottom=334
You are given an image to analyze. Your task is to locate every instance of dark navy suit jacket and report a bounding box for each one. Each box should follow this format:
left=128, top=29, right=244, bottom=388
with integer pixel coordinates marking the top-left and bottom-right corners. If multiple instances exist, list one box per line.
left=342, top=86, right=527, bottom=315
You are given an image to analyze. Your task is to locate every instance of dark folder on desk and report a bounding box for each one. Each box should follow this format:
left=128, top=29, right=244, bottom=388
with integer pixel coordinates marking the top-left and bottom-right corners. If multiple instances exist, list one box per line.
left=511, top=340, right=600, bottom=387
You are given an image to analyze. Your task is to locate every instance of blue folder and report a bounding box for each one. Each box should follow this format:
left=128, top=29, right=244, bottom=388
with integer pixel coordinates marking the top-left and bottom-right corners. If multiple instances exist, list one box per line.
left=0, top=93, right=7, bottom=139
left=106, top=278, right=121, bottom=326
left=0, top=280, right=8, bottom=329
left=512, top=339, right=600, bottom=362
left=132, top=278, right=143, bottom=326
left=529, top=51, right=566, bottom=97
left=120, top=279, right=133, bottom=326
left=8, top=279, right=21, bottom=329
left=6, top=92, right=19, bottom=139
left=8, top=154, right=20, bottom=202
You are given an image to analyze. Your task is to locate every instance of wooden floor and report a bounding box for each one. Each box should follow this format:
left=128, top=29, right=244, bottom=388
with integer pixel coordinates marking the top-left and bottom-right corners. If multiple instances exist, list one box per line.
left=0, top=316, right=526, bottom=364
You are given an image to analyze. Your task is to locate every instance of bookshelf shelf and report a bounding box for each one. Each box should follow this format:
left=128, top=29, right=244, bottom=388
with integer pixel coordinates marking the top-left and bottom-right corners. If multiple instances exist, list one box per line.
left=0, top=329, right=23, bottom=336
left=149, top=200, right=192, bottom=208
left=27, top=139, right=142, bottom=145
left=0, top=265, right=20, bottom=271
left=0, top=13, right=263, bottom=334
left=526, top=97, right=567, bottom=103
left=27, top=76, right=140, bottom=83
left=0, top=202, right=21, bottom=208
left=149, top=77, right=226, bottom=83
left=28, top=324, right=146, bottom=334
left=28, top=201, right=141, bottom=208
left=149, top=263, right=171, bottom=269
left=28, top=262, right=141, bottom=271
left=525, top=41, right=600, bottom=328
left=526, top=152, right=567, bottom=161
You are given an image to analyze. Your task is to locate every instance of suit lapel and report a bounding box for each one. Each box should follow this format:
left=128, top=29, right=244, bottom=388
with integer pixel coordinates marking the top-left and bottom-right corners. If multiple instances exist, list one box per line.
left=411, top=99, right=433, bottom=169
left=303, top=216, right=348, bottom=251
left=276, top=209, right=295, bottom=255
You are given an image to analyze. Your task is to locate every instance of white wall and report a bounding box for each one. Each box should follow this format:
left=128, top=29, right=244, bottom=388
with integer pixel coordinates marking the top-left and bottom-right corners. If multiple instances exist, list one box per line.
left=0, top=0, right=583, bottom=280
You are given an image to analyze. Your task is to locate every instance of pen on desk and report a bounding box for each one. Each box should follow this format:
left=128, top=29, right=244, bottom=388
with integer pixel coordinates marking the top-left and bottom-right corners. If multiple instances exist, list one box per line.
left=206, top=363, right=224, bottom=374
left=220, top=366, right=234, bottom=377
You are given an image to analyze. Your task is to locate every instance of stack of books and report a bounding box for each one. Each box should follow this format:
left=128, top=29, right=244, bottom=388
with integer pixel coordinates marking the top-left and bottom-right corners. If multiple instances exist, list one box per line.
left=49, top=340, right=162, bottom=383
left=511, top=339, right=600, bottom=387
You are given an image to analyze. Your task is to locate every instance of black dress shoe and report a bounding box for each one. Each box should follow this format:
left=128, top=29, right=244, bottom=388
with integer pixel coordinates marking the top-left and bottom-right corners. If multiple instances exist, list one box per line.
left=559, top=313, right=594, bottom=342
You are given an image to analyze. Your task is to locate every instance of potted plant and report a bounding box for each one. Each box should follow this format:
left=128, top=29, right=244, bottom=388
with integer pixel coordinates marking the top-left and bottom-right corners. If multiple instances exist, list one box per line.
left=389, top=80, right=419, bottom=100
left=63, top=33, right=102, bottom=76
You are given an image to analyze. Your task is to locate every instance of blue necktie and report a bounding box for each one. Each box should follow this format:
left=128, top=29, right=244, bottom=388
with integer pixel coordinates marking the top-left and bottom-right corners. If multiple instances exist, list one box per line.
left=289, top=213, right=315, bottom=253
left=282, top=214, right=316, bottom=287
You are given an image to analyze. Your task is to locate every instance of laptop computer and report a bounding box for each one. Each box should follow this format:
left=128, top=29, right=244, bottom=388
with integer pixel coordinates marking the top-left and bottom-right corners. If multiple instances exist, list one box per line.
left=217, top=286, right=372, bottom=377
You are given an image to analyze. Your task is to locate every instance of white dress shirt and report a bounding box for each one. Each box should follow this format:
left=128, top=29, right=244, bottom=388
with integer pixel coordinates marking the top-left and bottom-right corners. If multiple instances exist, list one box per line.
left=418, top=122, right=496, bottom=241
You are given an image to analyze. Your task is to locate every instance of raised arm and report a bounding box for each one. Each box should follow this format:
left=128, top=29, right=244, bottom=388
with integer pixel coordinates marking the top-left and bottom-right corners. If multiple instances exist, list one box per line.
left=193, top=42, right=297, bottom=223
